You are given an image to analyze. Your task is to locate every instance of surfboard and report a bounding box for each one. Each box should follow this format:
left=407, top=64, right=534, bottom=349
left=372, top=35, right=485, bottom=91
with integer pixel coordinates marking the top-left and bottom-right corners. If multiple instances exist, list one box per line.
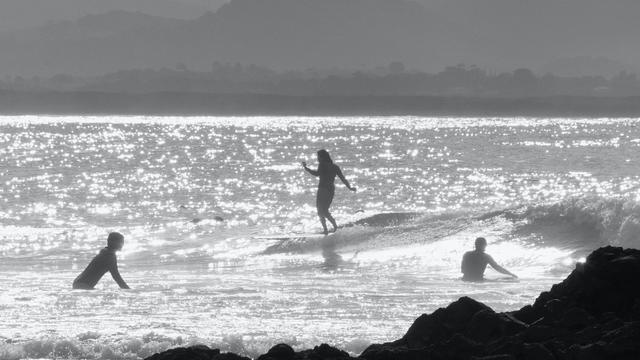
left=254, top=232, right=330, bottom=241
left=461, top=277, right=520, bottom=283
left=257, top=232, right=336, bottom=255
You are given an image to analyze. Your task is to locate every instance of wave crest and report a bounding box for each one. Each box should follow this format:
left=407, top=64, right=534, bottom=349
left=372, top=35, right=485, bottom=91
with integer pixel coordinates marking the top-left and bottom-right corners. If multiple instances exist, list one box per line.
left=503, top=196, right=640, bottom=248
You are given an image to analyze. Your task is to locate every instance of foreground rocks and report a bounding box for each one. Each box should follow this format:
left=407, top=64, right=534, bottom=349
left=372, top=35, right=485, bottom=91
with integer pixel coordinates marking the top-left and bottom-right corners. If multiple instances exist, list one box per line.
left=146, top=246, right=640, bottom=360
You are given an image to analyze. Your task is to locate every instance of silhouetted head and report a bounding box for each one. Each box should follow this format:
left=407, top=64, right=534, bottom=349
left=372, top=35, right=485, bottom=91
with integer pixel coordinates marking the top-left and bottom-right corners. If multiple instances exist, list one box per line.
left=317, top=149, right=333, bottom=164
left=107, top=232, right=125, bottom=251
left=474, top=237, right=487, bottom=252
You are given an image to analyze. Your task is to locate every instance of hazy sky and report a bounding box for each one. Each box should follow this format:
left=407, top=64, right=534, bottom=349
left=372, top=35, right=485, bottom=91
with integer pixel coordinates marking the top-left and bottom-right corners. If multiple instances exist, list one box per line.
left=0, top=0, right=230, bottom=32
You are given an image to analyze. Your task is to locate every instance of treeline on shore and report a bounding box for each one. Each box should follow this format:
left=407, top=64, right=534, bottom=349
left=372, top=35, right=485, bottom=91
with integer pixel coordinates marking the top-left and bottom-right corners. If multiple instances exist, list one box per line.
left=1, top=90, right=640, bottom=117
left=2, top=63, right=640, bottom=98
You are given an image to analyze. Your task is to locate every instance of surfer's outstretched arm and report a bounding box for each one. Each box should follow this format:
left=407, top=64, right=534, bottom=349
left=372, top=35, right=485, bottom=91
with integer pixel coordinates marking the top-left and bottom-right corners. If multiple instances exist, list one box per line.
left=336, top=166, right=356, bottom=191
left=109, top=260, right=130, bottom=289
left=487, top=255, right=518, bottom=278
left=302, top=162, right=319, bottom=176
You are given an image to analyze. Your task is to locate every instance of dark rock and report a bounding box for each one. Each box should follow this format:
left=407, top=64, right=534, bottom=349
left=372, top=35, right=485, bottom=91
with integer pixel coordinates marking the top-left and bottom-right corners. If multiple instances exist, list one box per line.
left=521, top=325, right=555, bottom=343
left=543, top=299, right=565, bottom=318
left=544, top=340, right=570, bottom=360
left=359, top=344, right=422, bottom=360
left=601, top=321, right=640, bottom=357
left=216, top=354, right=252, bottom=360
left=471, top=355, right=515, bottom=360
left=401, top=297, right=491, bottom=348
left=257, top=344, right=295, bottom=360
left=571, top=325, right=602, bottom=345
left=537, top=247, right=640, bottom=317
left=509, top=305, right=540, bottom=324
left=144, top=346, right=223, bottom=360
left=484, top=340, right=523, bottom=358
left=600, top=317, right=624, bottom=331
left=570, top=342, right=606, bottom=360
left=465, top=309, right=526, bottom=343
left=296, top=343, right=352, bottom=360
left=433, top=333, right=483, bottom=360
left=522, top=343, right=554, bottom=360
left=561, top=307, right=592, bottom=330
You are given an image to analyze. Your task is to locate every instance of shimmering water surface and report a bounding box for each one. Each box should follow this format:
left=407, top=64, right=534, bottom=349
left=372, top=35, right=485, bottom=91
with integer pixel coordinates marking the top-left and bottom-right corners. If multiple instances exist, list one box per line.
left=1, top=116, right=640, bottom=359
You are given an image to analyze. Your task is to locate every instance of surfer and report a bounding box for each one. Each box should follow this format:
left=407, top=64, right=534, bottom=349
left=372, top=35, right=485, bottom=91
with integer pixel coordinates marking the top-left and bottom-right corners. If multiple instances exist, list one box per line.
left=302, top=149, right=356, bottom=235
left=72, top=232, right=131, bottom=289
left=461, top=237, right=518, bottom=281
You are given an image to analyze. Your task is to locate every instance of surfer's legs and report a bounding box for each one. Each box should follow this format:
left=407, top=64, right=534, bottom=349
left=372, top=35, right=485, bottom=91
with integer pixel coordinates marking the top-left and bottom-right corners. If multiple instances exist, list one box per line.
left=318, top=213, right=337, bottom=235
left=316, top=187, right=336, bottom=234
left=72, top=281, right=94, bottom=290
left=319, top=216, right=329, bottom=235
left=326, top=212, right=338, bottom=232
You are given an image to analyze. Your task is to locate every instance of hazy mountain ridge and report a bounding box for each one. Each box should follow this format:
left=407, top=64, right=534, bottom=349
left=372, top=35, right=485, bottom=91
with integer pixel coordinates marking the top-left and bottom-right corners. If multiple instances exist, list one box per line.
left=0, top=0, right=638, bottom=77
left=0, top=0, right=432, bottom=76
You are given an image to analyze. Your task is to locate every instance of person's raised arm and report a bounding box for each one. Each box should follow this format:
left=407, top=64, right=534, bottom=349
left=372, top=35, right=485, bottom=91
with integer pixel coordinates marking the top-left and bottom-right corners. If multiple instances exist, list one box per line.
left=302, top=161, right=319, bottom=176
left=109, top=258, right=130, bottom=289
left=487, top=255, right=518, bottom=278
left=336, top=166, right=356, bottom=192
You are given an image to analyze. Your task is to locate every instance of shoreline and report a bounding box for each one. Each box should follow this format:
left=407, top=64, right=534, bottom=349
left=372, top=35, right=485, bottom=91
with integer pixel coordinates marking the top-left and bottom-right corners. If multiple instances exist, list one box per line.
left=146, top=246, right=640, bottom=360
left=1, top=91, right=640, bottom=117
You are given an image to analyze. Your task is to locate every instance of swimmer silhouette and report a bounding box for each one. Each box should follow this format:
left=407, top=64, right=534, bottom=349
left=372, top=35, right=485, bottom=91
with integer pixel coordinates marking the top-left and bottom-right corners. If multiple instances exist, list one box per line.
left=73, top=232, right=130, bottom=289
left=461, top=237, right=518, bottom=282
left=302, top=149, right=356, bottom=235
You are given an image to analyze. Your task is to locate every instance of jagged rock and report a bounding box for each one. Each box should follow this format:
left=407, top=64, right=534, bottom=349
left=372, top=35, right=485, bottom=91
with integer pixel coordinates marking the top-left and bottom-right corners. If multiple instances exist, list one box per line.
left=144, top=345, right=224, bottom=360
left=400, top=297, right=491, bottom=348
left=359, top=345, right=422, bottom=360
left=295, top=343, right=352, bottom=359
left=521, top=325, right=555, bottom=343
left=471, top=355, right=515, bottom=360
left=257, top=344, right=295, bottom=360
left=522, top=343, right=554, bottom=360
left=465, top=309, right=526, bottom=343
left=561, top=307, right=593, bottom=330
left=530, top=247, right=640, bottom=317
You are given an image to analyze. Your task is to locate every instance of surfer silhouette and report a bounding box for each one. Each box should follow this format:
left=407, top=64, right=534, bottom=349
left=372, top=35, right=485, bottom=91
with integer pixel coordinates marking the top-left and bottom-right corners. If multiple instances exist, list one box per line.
left=72, top=232, right=130, bottom=289
left=302, top=149, right=356, bottom=235
left=461, top=237, right=518, bottom=281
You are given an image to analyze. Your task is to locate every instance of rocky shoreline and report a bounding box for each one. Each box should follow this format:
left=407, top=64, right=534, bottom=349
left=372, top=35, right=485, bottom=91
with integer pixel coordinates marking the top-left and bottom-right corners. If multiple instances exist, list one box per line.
left=146, top=246, right=640, bottom=360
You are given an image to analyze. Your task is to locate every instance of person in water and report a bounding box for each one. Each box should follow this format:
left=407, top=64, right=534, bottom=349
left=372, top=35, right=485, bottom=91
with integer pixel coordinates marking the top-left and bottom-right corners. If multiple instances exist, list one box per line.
left=461, top=237, right=518, bottom=281
left=302, top=149, right=356, bottom=235
left=72, top=232, right=130, bottom=289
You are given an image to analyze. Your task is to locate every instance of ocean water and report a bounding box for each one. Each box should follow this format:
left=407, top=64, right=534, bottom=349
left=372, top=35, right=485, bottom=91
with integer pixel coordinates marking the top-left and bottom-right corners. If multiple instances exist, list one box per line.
left=1, top=115, right=640, bottom=359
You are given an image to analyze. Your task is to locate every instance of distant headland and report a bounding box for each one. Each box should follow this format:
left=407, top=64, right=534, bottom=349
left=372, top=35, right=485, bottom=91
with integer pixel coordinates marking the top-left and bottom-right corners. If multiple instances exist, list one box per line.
left=1, top=91, right=639, bottom=117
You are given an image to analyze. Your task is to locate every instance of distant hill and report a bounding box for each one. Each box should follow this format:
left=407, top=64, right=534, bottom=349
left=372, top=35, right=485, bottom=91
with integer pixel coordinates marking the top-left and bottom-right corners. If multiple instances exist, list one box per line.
left=0, top=0, right=638, bottom=77
left=0, top=0, right=433, bottom=76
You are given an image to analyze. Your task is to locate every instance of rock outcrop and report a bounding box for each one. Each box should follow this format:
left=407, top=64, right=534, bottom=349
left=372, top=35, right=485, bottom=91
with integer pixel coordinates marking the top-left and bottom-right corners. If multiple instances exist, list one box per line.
left=146, top=246, right=640, bottom=360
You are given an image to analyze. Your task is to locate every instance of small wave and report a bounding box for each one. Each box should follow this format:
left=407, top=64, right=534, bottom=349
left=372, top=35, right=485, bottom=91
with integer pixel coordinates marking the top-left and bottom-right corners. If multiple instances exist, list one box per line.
left=489, top=196, right=640, bottom=250
left=0, top=332, right=370, bottom=360
left=0, top=333, right=187, bottom=360
left=263, top=198, right=640, bottom=263
left=260, top=212, right=474, bottom=256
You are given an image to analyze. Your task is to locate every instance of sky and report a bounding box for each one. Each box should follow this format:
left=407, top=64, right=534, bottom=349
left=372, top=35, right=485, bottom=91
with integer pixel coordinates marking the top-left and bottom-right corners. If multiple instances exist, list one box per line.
left=0, top=0, right=230, bottom=32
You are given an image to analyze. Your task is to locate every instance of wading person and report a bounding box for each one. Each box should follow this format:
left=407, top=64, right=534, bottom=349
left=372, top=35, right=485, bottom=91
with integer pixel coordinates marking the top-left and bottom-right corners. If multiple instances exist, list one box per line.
left=461, top=237, right=518, bottom=281
left=302, top=149, right=356, bottom=235
left=73, top=232, right=130, bottom=289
